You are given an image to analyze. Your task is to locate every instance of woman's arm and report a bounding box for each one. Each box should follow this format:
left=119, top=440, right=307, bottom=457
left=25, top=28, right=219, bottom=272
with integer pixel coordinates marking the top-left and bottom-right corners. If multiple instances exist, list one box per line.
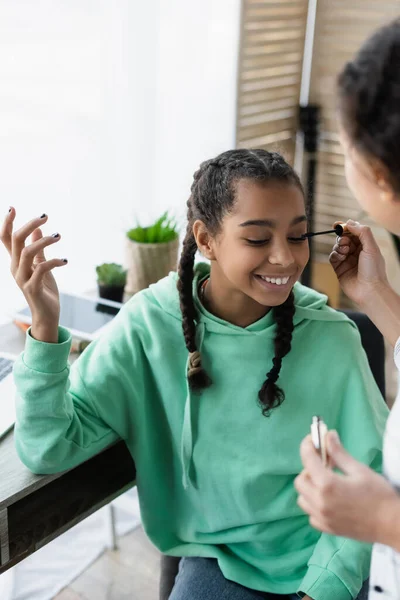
left=360, top=281, right=400, bottom=347
left=295, top=321, right=388, bottom=600
left=295, top=432, right=400, bottom=551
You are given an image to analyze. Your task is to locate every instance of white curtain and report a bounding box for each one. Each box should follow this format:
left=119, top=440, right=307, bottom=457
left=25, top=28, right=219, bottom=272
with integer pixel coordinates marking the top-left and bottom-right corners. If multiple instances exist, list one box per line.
left=0, top=0, right=241, bottom=322
left=0, top=1, right=241, bottom=597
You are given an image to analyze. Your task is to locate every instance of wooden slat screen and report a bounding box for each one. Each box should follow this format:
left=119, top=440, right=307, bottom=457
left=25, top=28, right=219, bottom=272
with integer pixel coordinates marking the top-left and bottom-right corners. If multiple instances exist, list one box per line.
left=236, top=2, right=400, bottom=308
left=309, top=0, right=400, bottom=261
left=236, top=0, right=309, bottom=163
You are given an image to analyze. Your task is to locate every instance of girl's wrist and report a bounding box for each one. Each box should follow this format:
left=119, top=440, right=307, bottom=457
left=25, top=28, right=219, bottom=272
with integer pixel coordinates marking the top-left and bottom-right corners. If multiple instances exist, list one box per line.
left=31, top=320, right=59, bottom=344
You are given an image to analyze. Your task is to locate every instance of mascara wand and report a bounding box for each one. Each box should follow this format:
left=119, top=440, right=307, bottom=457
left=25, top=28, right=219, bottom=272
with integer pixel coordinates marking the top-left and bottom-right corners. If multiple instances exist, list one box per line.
left=301, top=222, right=349, bottom=240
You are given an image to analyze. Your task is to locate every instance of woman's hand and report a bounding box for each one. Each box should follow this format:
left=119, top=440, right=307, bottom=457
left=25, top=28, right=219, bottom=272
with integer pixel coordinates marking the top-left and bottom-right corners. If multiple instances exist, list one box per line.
left=295, top=432, right=400, bottom=549
left=0, top=207, right=67, bottom=342
left=330, top=220, right=389, bottom=307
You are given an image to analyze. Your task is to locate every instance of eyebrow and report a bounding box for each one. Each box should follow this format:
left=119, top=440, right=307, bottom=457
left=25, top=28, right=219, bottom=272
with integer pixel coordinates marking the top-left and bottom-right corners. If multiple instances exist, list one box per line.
left=239, top=216, right=307, bottom=228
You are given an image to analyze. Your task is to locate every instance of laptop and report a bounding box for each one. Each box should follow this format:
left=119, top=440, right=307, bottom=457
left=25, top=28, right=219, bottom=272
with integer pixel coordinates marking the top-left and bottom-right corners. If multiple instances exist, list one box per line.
left=14, top=292, right=123, bottom=342
left=0, top=351, right=17, bottom=440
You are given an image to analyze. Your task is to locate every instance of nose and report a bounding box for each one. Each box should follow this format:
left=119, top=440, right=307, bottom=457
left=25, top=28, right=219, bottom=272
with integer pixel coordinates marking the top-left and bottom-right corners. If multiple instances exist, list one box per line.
left=268, top=239, right=295, bottom=268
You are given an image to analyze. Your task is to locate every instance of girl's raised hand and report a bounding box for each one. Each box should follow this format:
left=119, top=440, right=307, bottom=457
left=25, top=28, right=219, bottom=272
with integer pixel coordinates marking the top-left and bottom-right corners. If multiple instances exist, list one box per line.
left=0, top=207, right=67, bottom=341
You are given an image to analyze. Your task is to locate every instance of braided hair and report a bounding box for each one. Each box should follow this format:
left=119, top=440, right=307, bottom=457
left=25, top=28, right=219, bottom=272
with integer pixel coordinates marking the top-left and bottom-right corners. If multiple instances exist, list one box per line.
left=338, top=18, right=400, bottom=192
left=177, top=149, right=305, bottom=416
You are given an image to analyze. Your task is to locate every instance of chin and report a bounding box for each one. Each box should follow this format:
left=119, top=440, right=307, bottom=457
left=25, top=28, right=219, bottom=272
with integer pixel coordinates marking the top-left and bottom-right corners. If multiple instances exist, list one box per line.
left=252, top=287, right=294, bottom=308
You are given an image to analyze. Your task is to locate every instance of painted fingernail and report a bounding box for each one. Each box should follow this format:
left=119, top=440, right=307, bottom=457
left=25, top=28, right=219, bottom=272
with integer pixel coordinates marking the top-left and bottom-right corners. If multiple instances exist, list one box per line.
left=51, top=232, right=60, bottom=238
left=40, top=213, right=47, bottom=219
left=8, top=207, right=12, bottom=213
left=62, top=258, right=68, bottom=263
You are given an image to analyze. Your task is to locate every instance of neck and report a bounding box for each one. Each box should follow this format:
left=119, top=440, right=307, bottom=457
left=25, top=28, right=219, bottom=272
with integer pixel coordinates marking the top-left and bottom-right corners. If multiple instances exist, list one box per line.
left=202, top=265, right=271, bottom=328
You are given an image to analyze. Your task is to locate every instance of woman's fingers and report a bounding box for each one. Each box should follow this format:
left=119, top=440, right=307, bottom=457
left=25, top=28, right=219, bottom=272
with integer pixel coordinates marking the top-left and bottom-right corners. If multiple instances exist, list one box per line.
left=11, top=213, right=48, bottom=275
left=345, top=220, right=381, bottom=255
left=334, top=234, right=359, bottom=254
left=27, top=258, right=68, bottom=294
left=330, top=232, right=361, bottom=272
left=17, top=232, right=61, bottom=285
left=330, top=251, right=359, bottom=278
left=336, top=234, right=352, bottom=247
left=297, top=493, right=315, bottom=516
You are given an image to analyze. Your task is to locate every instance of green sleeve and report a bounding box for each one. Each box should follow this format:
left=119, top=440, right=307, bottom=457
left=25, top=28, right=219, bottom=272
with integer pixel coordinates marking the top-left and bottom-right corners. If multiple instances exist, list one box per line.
left=298, top=531, right=372, bottom=599
left=299, top=325, right=388, bottom=600
left=13, top=305, right=143, bottom=474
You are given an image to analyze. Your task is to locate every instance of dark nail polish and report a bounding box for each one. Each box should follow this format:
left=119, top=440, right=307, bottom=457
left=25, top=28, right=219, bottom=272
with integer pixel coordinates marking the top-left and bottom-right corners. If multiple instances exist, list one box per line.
left=40, top=213, right=46, bottom=219
left=51, top=232, right=60, bottom=238
left=8, top=207, right=12, bottom=213
left=62, top=258, right=68, bottom=263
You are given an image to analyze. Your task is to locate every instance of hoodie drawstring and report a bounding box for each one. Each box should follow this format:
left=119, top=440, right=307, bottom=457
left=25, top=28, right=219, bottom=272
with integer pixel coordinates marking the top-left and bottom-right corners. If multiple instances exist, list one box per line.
left=180, top=321, right=205, bottom=490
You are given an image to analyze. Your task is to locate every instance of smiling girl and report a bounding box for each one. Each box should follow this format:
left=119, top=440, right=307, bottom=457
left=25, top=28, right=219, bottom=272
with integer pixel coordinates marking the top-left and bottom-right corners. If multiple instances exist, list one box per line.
left=1, top=149, right=387, bottom=599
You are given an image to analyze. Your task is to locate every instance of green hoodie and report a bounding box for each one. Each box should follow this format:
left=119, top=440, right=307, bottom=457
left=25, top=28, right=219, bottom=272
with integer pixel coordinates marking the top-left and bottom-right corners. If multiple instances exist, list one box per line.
left=13, top=263, right=388, bottom=600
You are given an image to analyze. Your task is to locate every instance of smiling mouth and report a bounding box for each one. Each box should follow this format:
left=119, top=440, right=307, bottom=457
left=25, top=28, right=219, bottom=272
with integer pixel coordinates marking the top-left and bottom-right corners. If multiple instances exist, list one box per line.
left=255, top=274, right=291, bottom=286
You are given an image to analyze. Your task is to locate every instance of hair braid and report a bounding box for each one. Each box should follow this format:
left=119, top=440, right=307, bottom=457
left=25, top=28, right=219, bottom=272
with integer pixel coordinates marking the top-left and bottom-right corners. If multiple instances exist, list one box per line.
left=177, top=212, right=212, bottom=391
left=258, top=291, right=296, bottom=416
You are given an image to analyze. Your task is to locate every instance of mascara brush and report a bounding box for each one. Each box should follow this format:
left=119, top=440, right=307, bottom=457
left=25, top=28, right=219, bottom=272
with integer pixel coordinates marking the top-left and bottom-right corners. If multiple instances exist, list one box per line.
left=301, top=222, right=349, bottom=240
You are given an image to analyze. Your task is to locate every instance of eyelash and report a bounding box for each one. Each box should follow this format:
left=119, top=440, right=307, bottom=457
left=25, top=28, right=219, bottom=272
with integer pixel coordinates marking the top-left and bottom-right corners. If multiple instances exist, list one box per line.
left=246, top=237, right=306, bottom=246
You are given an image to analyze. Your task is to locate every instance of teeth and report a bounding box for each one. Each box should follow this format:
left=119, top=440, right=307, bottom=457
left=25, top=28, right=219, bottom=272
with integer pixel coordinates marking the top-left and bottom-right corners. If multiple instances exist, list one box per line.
left=259, top=275, right=290, bottom=286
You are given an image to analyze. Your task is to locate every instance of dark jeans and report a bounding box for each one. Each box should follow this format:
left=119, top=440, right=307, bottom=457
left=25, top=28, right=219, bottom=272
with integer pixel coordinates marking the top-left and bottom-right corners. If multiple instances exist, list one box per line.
left=169, top=557, right=370, bottom=600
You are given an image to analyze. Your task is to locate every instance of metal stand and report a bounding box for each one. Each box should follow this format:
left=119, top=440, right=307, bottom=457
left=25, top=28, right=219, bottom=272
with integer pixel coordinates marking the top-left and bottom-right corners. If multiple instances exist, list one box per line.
left=298, top=104, right=320, bottom=288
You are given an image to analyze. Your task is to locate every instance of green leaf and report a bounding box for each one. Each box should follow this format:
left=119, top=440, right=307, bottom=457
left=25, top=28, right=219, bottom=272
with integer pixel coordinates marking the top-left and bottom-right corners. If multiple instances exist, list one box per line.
left=96, top=263, right=127, bottom=286
left=126, top=211, right=179, bottom=244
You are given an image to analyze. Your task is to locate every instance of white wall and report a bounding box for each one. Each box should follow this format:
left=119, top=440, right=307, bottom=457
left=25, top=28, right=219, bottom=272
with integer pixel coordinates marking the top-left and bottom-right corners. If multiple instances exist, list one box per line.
left=154, top=0, right=241, bottom=220
left=0, top=1, right=241, bottom=322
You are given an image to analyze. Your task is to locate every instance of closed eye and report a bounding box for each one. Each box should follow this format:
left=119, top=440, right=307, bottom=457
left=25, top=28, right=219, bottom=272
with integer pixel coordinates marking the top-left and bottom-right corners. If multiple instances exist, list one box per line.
left=287, top=236, right=306, bottom=243
left=246, top=239, right=270, bottom=246
left=246, top=236, right=307, bottom=245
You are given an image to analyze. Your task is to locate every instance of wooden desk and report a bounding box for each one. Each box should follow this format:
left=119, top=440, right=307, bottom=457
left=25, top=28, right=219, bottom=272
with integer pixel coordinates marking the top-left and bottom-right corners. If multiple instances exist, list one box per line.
left=0, top=322, right=136, bottom=574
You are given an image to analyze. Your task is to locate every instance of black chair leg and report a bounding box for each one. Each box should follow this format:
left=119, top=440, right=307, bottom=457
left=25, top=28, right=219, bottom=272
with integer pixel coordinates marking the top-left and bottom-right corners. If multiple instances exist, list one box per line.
left=159, top=555, right=181, bottom=600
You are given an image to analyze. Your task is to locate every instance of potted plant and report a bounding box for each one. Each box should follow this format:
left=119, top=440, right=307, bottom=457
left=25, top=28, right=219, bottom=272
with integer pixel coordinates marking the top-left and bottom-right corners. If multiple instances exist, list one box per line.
left=125, top=212, right=180, bottom=295
left=96, top=263, right=127, bottom=303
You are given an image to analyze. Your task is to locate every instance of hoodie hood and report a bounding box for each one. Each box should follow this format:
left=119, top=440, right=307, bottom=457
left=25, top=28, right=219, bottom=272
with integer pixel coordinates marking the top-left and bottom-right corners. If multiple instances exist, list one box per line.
left=149, top=262, right=351, bottom=330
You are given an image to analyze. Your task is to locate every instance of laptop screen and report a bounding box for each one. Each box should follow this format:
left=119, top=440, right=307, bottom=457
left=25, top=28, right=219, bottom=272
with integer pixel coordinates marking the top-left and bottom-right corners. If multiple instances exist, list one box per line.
left=17, top=293, right=121, bottom=335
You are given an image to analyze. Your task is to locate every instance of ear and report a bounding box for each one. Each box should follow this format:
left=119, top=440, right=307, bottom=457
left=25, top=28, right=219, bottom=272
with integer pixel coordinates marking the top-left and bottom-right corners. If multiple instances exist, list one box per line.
left=373, top=162, right=396, bottom=203
left=376, top=177, right=396, bottom=203
left=193, top=220, right=216, bottom=260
